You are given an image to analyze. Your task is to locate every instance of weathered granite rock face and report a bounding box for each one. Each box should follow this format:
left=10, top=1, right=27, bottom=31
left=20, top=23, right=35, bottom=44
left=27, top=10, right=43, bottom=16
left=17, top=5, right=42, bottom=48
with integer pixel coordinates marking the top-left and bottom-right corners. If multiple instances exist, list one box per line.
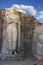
left=32, top=25, right=43, bottom=59
left=0, top=9, right=42, bottom=58
left=15, top=11, right=41, bottom=56
left=0, top=10, right=5, bottom=52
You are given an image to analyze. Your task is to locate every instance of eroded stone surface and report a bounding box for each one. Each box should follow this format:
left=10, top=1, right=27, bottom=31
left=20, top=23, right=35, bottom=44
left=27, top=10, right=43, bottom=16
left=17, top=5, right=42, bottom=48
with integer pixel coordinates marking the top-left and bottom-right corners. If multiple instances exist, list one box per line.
left=0, top=8, right=42, bottom=59
left=32, top=25, right=43, bottom=59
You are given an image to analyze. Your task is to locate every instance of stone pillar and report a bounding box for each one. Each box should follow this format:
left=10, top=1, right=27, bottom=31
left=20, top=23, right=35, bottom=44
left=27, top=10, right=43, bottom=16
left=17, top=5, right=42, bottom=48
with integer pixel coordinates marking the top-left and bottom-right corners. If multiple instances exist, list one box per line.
left=18, top=21, right=21, bottom=52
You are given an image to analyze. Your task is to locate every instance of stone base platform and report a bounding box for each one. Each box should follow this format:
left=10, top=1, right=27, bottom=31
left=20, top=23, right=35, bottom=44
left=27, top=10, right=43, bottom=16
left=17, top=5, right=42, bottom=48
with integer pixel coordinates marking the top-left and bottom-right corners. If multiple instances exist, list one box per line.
left=0, top=53, right=23, bottom=60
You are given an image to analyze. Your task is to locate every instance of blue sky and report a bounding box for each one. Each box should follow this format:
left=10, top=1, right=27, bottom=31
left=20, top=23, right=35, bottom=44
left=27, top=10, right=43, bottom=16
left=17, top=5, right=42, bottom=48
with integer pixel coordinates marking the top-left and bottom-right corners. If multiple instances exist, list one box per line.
left=0, top=0, right=43, bottom=23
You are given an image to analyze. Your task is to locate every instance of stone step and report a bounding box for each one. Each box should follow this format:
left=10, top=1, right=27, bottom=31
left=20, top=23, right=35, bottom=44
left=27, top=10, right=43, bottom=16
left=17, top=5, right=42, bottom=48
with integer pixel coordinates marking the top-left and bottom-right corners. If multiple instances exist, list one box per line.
left=0, top=54, right=23, bottom=60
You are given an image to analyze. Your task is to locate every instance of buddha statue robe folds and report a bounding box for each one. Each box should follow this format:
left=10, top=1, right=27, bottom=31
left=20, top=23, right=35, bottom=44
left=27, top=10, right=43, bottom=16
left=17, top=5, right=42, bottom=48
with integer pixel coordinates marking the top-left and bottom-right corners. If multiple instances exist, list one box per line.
left=1, top=10, right=20, bottom=55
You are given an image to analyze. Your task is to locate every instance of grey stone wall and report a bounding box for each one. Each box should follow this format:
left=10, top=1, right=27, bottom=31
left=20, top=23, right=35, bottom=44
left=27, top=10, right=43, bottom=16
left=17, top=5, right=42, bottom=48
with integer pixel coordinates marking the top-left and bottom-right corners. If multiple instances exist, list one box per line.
left=32, top=25, right=43, bottom=59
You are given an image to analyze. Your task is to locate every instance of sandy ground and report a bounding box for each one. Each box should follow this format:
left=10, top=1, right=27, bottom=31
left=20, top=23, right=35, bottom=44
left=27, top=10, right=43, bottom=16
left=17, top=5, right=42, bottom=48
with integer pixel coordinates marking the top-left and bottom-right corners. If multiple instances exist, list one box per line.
left=0, top=55, right=38, bottom=65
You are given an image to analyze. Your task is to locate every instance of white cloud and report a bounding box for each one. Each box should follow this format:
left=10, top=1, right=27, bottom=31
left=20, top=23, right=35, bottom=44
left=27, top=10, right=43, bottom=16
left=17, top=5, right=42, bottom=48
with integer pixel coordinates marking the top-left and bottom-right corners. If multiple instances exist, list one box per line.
left=28, top=6, right=36, bottom=15
left=5, top=8, right=10, bottom=10
left=36, top=11, right=43, bottom=19
left=10, top=4, right=37, bottom=15
left=20, top=5, right=28, bottom=9
left=20, top=5, right=36, bottom=15
left=37, top=15, right=43, bottom=19
left=12, top=4, right=21, bottom=9
left=38, top=11, right=43, bottom=15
